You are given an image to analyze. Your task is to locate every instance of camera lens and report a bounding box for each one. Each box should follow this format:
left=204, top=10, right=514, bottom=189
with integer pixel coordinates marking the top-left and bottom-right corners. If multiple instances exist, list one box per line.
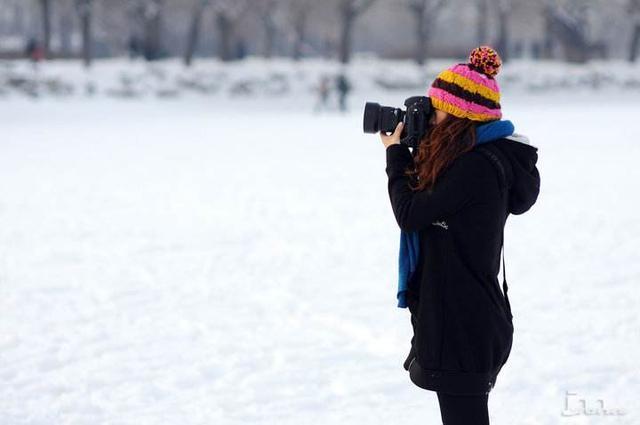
left=363, top=102, right=381, bottom=133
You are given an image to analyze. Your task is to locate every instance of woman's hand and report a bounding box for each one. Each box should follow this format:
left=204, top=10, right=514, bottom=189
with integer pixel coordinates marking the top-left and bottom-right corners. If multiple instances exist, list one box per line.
left=380, top=121, right=404, bottom=148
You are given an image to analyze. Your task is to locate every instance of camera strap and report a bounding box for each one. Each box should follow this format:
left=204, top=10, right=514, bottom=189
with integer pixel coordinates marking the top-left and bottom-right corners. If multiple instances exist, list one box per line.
left=476, top=144, right=512, bottom=320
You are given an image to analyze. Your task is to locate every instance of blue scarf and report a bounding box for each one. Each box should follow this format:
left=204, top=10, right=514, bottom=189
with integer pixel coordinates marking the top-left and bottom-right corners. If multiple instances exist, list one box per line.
left=396, top=120, right=515, bottom=308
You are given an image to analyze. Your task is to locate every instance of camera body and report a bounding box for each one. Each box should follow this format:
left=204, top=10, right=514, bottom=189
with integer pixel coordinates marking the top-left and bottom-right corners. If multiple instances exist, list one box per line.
left=363, top=96, right=434, bottom=149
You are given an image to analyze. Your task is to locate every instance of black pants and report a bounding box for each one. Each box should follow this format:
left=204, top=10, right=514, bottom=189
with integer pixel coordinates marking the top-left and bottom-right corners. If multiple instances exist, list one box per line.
left=436, top=391, right=489, bottom=425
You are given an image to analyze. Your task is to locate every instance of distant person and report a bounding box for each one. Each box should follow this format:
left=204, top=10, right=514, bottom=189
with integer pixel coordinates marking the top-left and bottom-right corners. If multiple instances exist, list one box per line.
left=380, top=46, right=540, bottom=425
left=25, top=38, right=44, bottom=63
left=336, top=73, right=351, bottom=112
left=313, top=75, right=332, bottom=112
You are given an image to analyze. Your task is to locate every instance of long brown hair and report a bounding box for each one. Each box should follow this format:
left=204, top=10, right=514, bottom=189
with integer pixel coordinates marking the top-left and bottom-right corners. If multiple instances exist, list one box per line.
left=406, top=114, right=477, bottom=192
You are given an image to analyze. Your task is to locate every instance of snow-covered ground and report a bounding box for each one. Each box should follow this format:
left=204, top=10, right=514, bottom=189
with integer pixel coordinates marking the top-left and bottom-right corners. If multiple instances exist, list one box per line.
left=0, top=69, right=639, bottom=424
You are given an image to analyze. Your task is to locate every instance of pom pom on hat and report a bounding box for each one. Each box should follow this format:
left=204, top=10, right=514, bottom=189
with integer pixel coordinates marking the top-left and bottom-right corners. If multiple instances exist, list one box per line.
left=468, top=46, right=502, bottom=78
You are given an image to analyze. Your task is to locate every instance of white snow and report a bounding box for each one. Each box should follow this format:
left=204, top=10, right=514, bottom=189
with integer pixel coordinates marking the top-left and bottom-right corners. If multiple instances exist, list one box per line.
left=0, top=60, right=639, bottom=424
left=3, top=57, right=640, bottom=100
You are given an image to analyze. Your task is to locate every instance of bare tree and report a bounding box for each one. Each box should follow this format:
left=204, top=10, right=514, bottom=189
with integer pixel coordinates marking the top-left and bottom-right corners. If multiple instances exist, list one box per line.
left=337, top=0, right=377, bottom=63
left=8, top=2, right=27, bottom=36
left=59, top=0, right=74, bottom=57
left=404, top=0, right=445, bottom=65
left=543, top=1, right=591, bottom=63
left=629, top=0, right=640, bottom=61
left=76, top=0, right=93, bottom=67
left=258, top=0, right=281, bottom=58
left=476, top=0, right=489, bottom=45
left=493, top=0, right=513, bottom=61
left=287, top=0, right=312, bottom=60
left=125, top=1, right=145, bottom=58
left=212, top=0, right=250, bottom=61
left=265, top=0, right=315, bottom=60
left=184, top=0, right=210, bottom=66
left=143, top=0, right=164, bottom=60
left=39, top=0, right=52, bottom=58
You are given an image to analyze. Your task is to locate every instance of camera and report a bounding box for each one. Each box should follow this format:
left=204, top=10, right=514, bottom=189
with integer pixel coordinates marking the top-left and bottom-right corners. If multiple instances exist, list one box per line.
left=362, top=96, right=434, bottom=149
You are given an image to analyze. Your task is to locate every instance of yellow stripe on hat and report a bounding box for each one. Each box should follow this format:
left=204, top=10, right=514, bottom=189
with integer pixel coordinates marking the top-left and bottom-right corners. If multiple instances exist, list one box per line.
left=431, top=97, right=499, bottom=122
left=437, top=70, right=500, bottom=103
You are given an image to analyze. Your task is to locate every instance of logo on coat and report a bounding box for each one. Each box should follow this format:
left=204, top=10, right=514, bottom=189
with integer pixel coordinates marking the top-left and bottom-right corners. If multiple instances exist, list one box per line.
left=432, top=220, right=448, bottom=230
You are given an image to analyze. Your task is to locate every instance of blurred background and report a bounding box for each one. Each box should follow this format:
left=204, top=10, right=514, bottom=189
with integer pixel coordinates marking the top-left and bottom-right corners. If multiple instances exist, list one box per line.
left=1, top=1, right=639, bottom=425
left=1, top=0, right=640, bottom=98
left=1, top=0, right=639, bottom=63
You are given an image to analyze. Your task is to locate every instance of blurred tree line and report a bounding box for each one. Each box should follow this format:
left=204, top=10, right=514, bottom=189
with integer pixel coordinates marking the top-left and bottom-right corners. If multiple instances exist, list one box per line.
left=0, top=0, right=638, bottom=66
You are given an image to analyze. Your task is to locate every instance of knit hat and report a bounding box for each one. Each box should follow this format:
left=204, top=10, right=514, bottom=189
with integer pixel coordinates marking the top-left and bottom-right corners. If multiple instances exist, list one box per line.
left=427, top=46, right=503, bottom=122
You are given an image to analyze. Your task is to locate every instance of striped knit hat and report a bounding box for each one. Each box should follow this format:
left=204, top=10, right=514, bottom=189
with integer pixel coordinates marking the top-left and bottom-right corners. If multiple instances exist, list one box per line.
left=428, top=46, right=502, bottom=122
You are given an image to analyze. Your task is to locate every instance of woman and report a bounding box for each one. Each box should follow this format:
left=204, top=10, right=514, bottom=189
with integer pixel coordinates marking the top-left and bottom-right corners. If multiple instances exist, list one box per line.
left=381, top=46, right=541, bottom=424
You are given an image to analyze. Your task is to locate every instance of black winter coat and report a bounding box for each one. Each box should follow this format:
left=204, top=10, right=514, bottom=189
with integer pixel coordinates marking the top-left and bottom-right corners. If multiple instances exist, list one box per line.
left=385, top=137, right=540, bottom=395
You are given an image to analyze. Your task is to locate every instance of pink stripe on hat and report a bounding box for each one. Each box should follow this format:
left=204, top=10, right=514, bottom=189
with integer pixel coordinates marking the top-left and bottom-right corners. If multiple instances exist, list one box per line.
left=447, top=64, right=500, bottom=93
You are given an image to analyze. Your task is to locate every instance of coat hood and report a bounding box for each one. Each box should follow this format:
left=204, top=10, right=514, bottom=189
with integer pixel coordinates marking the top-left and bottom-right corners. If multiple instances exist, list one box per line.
left=491, top=134, right=541, bottom=215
